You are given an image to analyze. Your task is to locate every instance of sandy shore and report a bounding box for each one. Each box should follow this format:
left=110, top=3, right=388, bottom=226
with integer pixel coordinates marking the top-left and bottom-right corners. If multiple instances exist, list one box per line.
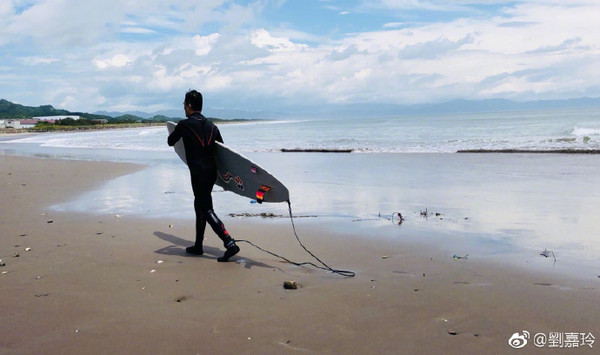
left=1, top=155, right=598, bottom=354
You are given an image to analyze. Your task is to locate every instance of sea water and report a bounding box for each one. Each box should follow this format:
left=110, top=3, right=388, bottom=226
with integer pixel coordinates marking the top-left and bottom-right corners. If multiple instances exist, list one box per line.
left=1, top=107, right=600, bottom=277
left=3, top=107, right=600, bottom=154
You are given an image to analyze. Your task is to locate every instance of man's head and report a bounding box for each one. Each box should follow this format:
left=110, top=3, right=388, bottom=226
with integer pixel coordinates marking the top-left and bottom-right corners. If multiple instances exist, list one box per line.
left=184, top=90, right=203, bottom=116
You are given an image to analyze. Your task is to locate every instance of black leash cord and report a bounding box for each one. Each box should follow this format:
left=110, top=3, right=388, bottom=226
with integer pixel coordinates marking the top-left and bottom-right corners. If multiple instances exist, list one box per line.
left=236, top=200, right=355, bottom=277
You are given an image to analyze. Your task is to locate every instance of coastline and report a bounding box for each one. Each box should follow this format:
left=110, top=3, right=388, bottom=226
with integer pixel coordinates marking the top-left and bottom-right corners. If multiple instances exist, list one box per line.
left=0, top=118, right=264, bottom=135
left=0, top=122, right=165, bottom=134
left=458, top=149, right=600, bottom=154
left=1, top=155, right=598, bottom=354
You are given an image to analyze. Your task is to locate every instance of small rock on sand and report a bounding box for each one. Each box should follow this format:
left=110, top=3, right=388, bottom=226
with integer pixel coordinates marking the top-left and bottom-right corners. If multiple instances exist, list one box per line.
left=283, top=281, right=298, bottom=289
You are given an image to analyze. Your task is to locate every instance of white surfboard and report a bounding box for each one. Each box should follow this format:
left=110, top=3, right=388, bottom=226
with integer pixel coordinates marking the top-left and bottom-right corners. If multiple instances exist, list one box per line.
left=167, top=121, right=289, bottom=203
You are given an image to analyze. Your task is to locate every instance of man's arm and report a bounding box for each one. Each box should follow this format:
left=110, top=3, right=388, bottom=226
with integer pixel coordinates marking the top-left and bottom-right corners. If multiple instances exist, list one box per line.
left=167, top=124, right=181, bottom=146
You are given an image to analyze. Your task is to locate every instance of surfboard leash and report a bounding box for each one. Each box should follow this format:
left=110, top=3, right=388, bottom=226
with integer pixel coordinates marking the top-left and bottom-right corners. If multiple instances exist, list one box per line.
left=236, top=200, right=355, bottom=277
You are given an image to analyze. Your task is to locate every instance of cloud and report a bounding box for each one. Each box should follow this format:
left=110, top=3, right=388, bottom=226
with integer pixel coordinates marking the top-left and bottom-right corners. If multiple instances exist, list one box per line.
left=93, top=54, right=133, bottom=70
left=250, top=28, right=307, bottom=51
left=383, top=22, right=405, bottom=29
left=0, top=0, right=599, bottom=112
left=5, top=0, right=121, bottom=47
left=121, top=27, right=157, bottom=35
left=22, top=56, right=60, bottom=65
left=0, top=0, right=230, bottom=48
left=192, top=33, right=221, bottom=56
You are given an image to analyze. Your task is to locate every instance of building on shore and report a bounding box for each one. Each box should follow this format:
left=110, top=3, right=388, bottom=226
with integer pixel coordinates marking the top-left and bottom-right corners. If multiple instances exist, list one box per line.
left=20, top=119, right=47, bottom=129
left=1, top=118, right=58, bottom=129
left=0, top=119, right=22, bottom=129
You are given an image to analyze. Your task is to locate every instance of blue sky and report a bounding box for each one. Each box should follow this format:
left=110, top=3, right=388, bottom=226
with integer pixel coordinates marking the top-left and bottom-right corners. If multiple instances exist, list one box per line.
left=1, top=0, right=599, bottom=114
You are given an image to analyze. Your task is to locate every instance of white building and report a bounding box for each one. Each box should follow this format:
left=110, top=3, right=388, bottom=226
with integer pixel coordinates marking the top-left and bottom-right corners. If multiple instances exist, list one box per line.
left=1, top=119, right=22, bottom=129
left=19, top=119, right=41, bottom=128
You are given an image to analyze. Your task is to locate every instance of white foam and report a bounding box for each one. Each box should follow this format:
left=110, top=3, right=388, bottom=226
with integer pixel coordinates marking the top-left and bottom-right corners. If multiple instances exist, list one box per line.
left=572, top=126, right=600, bottom=136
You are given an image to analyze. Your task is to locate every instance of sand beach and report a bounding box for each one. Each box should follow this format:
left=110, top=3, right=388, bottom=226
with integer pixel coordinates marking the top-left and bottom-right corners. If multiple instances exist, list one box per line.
left=1, top=154, right=598, bottom=354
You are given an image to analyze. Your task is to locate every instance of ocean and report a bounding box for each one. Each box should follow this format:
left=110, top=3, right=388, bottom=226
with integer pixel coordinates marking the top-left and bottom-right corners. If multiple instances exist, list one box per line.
left=2, top=106, right=600, bottom=277
left=4, top=106, right=600, bottom=154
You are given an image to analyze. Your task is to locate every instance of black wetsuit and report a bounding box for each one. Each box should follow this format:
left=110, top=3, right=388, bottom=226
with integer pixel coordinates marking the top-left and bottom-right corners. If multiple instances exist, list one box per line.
left=167, top=113, right=234, bottom=249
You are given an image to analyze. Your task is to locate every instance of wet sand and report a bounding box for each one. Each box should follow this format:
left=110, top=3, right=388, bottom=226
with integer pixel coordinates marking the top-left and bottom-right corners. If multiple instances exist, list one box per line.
left=1, top=155, right=598, bottom=354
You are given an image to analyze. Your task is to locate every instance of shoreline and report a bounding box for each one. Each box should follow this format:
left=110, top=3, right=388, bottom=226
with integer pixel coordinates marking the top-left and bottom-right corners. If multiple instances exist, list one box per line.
left=0, top=122, right=165, bottom=134
left=458, top=149, right=600, bottom=154
left=0, top=118, right=266, bottom=135
left=1, top=155, right=598, bottom=353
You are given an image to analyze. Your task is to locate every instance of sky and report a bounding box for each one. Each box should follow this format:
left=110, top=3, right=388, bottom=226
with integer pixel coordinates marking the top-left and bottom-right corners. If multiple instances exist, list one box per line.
left=1, top=0, right=599, bottom=114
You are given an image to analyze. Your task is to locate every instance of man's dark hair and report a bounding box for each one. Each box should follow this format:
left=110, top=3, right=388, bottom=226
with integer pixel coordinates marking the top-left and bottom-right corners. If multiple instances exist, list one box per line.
left=185, top=90, right=203, bottom=112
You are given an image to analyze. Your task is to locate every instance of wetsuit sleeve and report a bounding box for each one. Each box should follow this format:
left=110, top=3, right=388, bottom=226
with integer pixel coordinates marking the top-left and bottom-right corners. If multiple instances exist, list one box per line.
left=167, top=123, right=182, bottom=146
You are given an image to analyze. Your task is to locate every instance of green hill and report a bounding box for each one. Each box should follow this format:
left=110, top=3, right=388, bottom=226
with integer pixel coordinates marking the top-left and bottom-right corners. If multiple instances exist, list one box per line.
left=0, top=99, right=259, bottom=124
left=0, top=99, right=73, bottom=118
left=0, top=99, right=172, bottom=123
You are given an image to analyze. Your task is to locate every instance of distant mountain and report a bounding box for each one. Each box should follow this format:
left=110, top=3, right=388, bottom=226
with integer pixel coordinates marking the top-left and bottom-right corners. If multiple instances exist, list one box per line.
left=203, top=108, right=285, bottom=120
left=0, top=99, right=72, bottom=118
left=292, top=97, right=600, bottom=118
left=94, top=110, right=157, bottom=119
left=0, top=99, right=261, bottom=123
left=0, top=99, right=163, bottom=122
left=95, top=107, right=283, bottom=120
left=406, top=97, right=600, bottom=114
left=4, top=96, right=600, bottom=121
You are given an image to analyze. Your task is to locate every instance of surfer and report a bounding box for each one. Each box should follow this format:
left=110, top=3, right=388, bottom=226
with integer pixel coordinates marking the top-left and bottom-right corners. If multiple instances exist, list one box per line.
left=167, top=90, right=240, bottom=262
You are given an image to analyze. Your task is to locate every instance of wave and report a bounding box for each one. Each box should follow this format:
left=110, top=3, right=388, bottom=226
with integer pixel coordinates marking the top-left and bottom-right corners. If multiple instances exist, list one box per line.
left=572, top=126, right=600, bottom=136
left=136, top=127, right=164, bottom=136
left=4, top=114, right=600, bottom=155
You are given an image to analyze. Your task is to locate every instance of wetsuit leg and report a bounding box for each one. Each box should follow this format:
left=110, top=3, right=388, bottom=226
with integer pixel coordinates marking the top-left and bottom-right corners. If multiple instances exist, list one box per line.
left=190, top=170, right=237, bottom=248
left=205, top=208, right=239, bottom=261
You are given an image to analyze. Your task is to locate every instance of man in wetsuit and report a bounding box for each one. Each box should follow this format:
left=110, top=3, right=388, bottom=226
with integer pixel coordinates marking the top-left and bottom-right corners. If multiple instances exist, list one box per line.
left=167, top=89, right=240, bottom=262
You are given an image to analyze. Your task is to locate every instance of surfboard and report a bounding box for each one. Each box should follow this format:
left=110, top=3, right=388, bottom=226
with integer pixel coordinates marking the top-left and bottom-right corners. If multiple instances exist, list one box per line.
left=167, top=121, right=289, bottom=203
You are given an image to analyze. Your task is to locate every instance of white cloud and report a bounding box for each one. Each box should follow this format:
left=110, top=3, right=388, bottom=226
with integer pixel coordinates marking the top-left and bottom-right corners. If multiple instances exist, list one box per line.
left=178, top=63, right=211, bottom=78
left=0, top=1, right=14, bottom=15
left=0, top=0, right=599, bottom=112
left=383, top=22, right=404, bottom=29
left=121, top=27, right=157, bottom=35
left=0, top=0, right=231, bottom=48
left=192, top=33, right=221, bottom=56
left=5, top=0, right=120, bottom=47
left=250, top=28, right=305, bottom=52
left=22, top=56, right=60, bottom=65
left=93, top=54, right=133, bottom=69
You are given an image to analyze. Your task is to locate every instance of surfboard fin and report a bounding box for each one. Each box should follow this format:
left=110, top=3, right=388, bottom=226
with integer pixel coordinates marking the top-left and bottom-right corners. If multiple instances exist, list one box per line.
left=256, top=185, right=271, bottom=204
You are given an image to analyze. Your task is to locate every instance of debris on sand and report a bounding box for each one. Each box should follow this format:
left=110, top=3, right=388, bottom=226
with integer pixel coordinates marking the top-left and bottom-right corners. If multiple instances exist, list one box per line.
left=230, top=212, right=284, bottom=218
left=283, top=281, right=298, bottom=290
left=540, top=249, right=557, bottom=262
left=392, top=212, right=404, bottom=225
left=353, top=212, right=404, bottom=225
left=230, top=212, right=317, bottom=219
left=451, top=254, right=469, bottom=260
